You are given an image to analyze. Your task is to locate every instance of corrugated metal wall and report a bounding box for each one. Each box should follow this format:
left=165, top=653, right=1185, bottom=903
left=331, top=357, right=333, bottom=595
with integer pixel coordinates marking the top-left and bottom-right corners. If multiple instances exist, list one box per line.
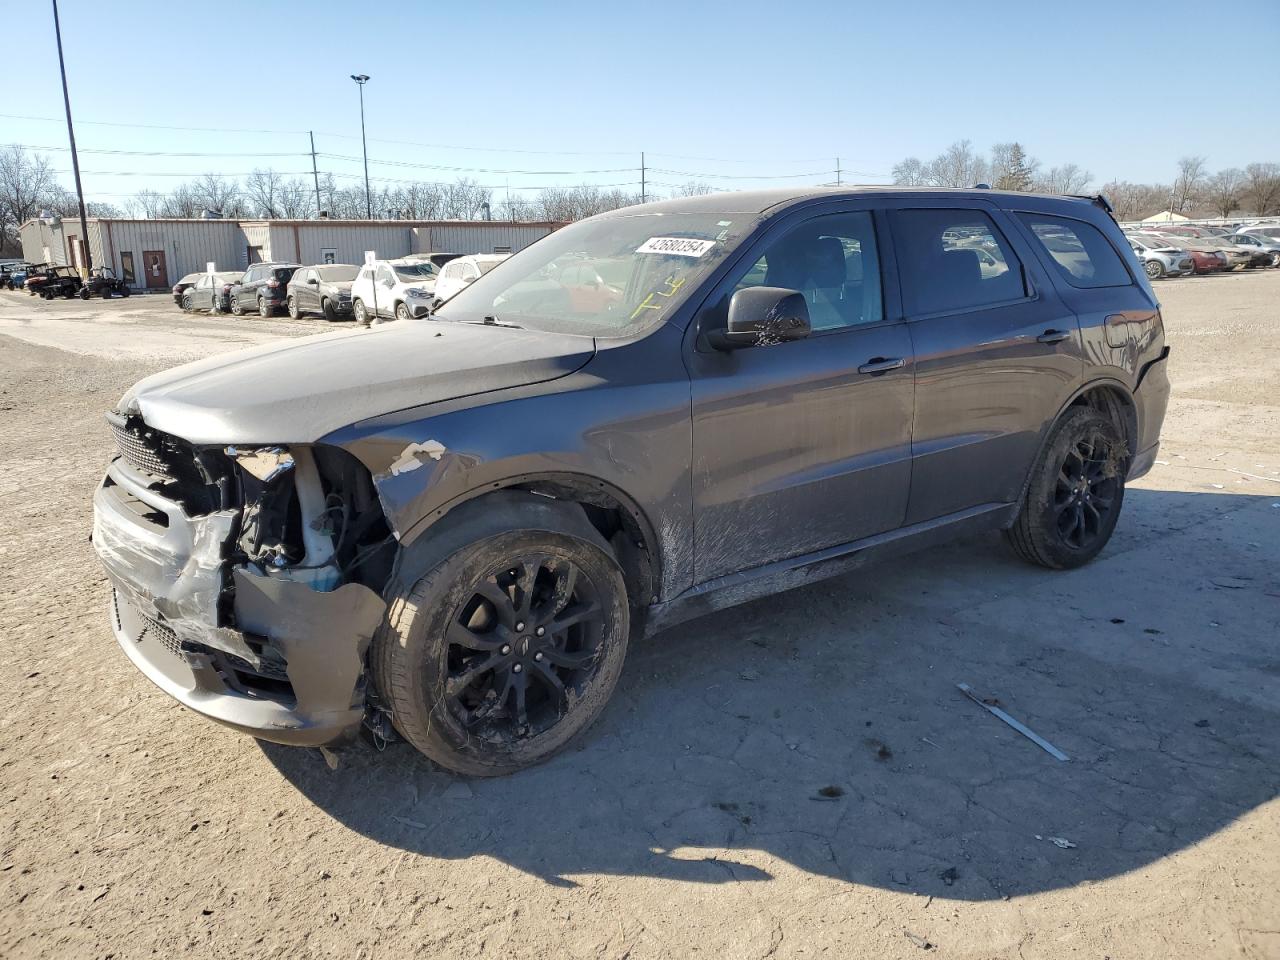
left=17, top=218, right=563, bottom=287
left=98, top=220, right=243, bottom=289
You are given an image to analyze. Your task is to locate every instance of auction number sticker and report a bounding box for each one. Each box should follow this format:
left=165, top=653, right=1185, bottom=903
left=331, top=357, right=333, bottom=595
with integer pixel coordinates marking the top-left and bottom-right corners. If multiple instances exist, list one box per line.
left=636, top=237, right=717, bottom=258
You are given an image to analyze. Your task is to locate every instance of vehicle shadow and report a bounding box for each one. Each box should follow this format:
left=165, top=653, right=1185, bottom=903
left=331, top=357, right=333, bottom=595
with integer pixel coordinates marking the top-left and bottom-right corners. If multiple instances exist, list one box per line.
left=261, top=487, right=1280, bottom=898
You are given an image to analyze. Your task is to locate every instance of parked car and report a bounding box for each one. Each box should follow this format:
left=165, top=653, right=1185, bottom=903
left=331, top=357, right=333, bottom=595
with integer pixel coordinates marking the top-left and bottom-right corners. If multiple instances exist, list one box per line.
left=182, top=271, right=243, bottom=312
left=92, top=187, right=1169, bottom=775
left=1228, top=232, right=1280, bottom=266
left=1234, top=225, right=1280, bottom=243
left=80, top=266, right=132, bottom=299
left=432, top=253, right=511, bottom=303
left=1157, top=226, right=1252, bottom=269
left=349, top=258, right=440, bottom=322
left=286, top=264, right=359, bottom=320
left=0, top=261, right=29, bottom=289
left=228, top=262, right=300, bottom=317
left=172, top=273, right=203, bottom=307
left=1126, top=234, right=1194, bottom=279
left=398, top=251, right=463, bottom=270
left=1140, top=234, right=1224, bottom=274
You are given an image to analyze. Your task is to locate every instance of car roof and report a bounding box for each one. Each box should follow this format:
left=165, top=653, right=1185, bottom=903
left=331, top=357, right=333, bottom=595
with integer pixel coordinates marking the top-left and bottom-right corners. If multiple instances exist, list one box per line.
left=598, top=186, right=1103, bottom=219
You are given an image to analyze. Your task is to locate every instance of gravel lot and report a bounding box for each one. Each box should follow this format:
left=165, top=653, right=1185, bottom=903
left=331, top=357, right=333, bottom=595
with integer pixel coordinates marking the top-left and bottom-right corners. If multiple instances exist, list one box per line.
left=1, top=276, right=1277, bottom=960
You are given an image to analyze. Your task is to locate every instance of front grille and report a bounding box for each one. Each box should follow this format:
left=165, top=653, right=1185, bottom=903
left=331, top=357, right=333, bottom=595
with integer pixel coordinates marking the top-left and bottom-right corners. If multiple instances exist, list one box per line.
left=139, top=614, right=183, bottom=659
left=110, top=419, right=175, bottom=479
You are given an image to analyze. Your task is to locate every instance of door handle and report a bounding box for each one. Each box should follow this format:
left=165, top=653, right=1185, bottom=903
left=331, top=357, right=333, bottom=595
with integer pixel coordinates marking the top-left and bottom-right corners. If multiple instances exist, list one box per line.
left=1036, top=329, right=1071, bottom=344
left=857, top=357, right=905, bottom=374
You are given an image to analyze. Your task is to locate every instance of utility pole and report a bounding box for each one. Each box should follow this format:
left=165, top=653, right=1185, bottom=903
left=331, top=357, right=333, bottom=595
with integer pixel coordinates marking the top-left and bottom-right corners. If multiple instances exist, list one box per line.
left=836, top=157, right=842, bottom=187
left=309, top=131, right=322, bottom=217
left=640, top=151, right=646, bottom=204
left=350, top=74, right=371, bottom=219
left=51, top=0, right=91, bottom=275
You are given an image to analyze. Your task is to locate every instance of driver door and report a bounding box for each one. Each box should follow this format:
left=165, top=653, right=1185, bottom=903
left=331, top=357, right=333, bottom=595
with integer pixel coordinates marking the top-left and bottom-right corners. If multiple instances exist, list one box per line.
left=686, top=206, right=915, bottom=583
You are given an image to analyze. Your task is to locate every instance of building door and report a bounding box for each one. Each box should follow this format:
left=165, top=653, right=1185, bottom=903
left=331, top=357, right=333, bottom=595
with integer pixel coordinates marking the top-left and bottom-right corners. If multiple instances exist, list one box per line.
left=142, top=250, right=169, bottom=289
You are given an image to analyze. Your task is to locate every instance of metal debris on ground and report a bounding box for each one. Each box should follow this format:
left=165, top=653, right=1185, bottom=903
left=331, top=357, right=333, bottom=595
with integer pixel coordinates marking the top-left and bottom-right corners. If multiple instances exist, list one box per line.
left=903, top=930, right=935, bottom=951
left=956, top=683, right=1070, bottom=762
left=1047, top=837, right=1077, bottom=849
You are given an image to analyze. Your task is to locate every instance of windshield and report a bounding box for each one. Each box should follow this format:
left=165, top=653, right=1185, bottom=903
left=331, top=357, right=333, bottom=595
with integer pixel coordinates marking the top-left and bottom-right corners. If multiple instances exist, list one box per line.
left=434, top=210, right=755, bottom=337
left=392, top=263, right=436, bottom=281
left=317, top=265, right=358, bottom=281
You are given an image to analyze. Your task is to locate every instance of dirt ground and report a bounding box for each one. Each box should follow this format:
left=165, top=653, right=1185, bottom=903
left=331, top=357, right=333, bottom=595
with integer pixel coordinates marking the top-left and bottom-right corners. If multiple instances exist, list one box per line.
left=1, top=277, right=1277, bottom=960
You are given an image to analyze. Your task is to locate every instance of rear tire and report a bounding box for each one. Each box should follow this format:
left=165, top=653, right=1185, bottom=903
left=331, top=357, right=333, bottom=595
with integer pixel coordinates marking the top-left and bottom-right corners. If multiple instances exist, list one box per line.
left=373, top=516, right=630, bottom=776
left=79, top=287, right=91, bottom=300
left=287, top=295, right=299, bottom=319
left=230, top=296, right=243, bottom=316
left=258, top=297, right=271, bottom=318
left=1004, top=406, right=1127, bottom=570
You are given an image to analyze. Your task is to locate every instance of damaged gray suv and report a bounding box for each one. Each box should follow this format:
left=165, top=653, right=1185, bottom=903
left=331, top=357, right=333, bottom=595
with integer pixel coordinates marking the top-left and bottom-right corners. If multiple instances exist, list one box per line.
left=93, top=188, right=1170, bottom=775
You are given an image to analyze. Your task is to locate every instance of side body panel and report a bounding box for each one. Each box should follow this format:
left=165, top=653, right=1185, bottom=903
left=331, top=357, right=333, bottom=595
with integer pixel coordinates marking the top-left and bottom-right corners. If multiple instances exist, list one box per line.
left=326, top=323, right=697, bottom=600
left=888, top=200, right=1085, bottom=523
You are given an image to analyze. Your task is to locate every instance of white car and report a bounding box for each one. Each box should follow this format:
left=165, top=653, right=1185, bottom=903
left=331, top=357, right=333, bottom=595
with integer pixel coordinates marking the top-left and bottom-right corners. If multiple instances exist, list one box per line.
left=349, top=258, right=440, bottom=323
left=432, top=254, right=510, bottom=304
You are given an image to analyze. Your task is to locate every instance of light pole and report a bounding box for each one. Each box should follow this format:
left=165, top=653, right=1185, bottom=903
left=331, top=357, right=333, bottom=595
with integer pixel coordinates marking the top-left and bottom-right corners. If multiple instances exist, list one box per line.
left=52, top=0, right=91, bottom=275
left=350, top=74, right=371, bottom=219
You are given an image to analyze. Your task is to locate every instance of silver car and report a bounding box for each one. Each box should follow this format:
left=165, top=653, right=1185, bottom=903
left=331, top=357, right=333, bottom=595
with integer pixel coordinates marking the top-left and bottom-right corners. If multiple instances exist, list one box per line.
left=1229, top=232, right=1280, bottom=267
left=1126, top=233, right=1194, bottom=279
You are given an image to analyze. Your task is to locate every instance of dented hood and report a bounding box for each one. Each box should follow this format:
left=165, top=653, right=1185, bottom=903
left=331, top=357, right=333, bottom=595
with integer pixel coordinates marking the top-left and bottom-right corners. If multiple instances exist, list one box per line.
left=117, top=321, right=595, bottom=444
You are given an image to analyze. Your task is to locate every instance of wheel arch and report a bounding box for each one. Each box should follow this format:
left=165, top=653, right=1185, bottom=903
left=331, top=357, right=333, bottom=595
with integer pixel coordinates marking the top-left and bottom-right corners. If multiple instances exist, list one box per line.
left=1011, top=378, right=1137, bottom=517
left=394, top=471, right=661, bottom=616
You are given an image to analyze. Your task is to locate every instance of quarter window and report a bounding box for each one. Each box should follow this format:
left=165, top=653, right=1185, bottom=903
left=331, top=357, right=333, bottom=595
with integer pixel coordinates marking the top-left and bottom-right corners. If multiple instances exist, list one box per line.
left=1019, top=214, right=1132, bottom=288
left=729, top=211, right=884, bottom=332
left=891, top=209, right=1027, bottom=316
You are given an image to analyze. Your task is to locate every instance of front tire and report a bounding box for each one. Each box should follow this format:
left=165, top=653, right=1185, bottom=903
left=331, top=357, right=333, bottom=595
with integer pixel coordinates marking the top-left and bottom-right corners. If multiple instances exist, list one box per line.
left=322, top=298, right=340, bottom=321
left=352, top=298, right=368, bottom=324
left=1144, top=259, right=1164, bottom=280
left=395, top=302, right=410, bottom=321
left=373, top=520, right=630, bottom=776
left=1004, top=406, right=1127, bottom=570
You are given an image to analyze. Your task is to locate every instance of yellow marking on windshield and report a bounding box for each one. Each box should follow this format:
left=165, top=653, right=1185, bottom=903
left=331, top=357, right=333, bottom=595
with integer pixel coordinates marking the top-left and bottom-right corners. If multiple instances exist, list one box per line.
left=629, top=274, right=687, bottom=321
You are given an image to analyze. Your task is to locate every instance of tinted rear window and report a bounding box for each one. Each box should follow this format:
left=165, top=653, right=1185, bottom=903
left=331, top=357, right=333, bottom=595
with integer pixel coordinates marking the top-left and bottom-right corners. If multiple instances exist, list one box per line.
left=891, top=209, right=1027, bottom=316
left=1019, top=214, right=1132, bottom=288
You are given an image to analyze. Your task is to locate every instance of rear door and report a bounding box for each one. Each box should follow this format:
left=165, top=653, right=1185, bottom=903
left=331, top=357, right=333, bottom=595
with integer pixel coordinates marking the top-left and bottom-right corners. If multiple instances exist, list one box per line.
left=889, top=203, right=1083, bottom=524
left=687, top=204, right=915, bottom=582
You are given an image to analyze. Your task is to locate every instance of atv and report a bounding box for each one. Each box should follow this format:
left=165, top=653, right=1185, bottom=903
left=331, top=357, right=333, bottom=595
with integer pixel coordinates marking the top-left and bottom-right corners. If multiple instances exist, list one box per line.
left=80, top=266, right=132, bottom=299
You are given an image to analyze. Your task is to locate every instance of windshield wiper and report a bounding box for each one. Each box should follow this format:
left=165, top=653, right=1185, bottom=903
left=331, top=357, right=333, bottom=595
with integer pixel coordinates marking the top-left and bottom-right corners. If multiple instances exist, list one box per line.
left=470, top=315, right=523, bottom=329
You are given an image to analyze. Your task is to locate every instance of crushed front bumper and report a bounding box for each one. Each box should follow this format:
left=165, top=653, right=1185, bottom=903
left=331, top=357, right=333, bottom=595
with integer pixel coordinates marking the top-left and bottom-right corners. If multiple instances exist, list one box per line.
left=93, top=459, right=385, bottom=746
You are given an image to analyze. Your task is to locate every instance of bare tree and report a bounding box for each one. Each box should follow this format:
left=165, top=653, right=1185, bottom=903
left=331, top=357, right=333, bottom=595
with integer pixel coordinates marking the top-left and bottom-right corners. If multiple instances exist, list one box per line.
left=1172, top=155, right=1207, bottom=213
left=276, top=178, right=314, bottom=218
left=0, top=145, right=60, bottom=251
left=1035, top=163, right=1092, bottom=194
left=674, top=181, right=714, bottom=197
left=130, top=189, right=164, bottom=218
left=925, top=140, right=989, bottom=188
left=1204, top=168, right=1245, bottom=218
left=891, top=157, right=928, bottom=186
left=193, top=174, right=241, bottom=216
left=1241, top=162, right=1280, bottom=216
left=244, top=168, right=284, bottom=217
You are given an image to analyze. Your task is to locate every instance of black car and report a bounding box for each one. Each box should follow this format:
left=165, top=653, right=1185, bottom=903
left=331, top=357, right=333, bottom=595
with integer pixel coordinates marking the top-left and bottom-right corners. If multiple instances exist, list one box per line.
left=228, top=262, right=300, bottom=317
left=92, top=187, right=1170, bottom=776
left=182, top=271, right=243, bottom=313
left=285, top=264, right=358, bottom=321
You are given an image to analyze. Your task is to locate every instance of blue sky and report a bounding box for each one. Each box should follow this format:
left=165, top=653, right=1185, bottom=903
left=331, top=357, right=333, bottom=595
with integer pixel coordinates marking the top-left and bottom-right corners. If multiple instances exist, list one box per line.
left=8, top=0, right=1279, bottom=206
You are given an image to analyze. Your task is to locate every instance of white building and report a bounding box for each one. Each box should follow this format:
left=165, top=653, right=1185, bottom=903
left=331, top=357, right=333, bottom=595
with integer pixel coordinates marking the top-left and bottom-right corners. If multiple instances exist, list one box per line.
left=19, top=215, right=562, bottom=291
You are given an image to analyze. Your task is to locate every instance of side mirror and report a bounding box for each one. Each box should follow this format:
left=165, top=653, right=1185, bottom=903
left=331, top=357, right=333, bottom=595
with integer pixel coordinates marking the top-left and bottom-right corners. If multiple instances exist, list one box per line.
left=708, top=287, right=811, bottom=351
left=307, top=278, right=318, bottom=285
left=383, top=278, right=395, bottom=288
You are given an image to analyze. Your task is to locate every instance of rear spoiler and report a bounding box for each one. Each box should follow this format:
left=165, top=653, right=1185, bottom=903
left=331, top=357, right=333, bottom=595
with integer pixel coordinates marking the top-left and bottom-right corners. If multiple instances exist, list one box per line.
left=1069, top=193, right=1116, bottom=220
